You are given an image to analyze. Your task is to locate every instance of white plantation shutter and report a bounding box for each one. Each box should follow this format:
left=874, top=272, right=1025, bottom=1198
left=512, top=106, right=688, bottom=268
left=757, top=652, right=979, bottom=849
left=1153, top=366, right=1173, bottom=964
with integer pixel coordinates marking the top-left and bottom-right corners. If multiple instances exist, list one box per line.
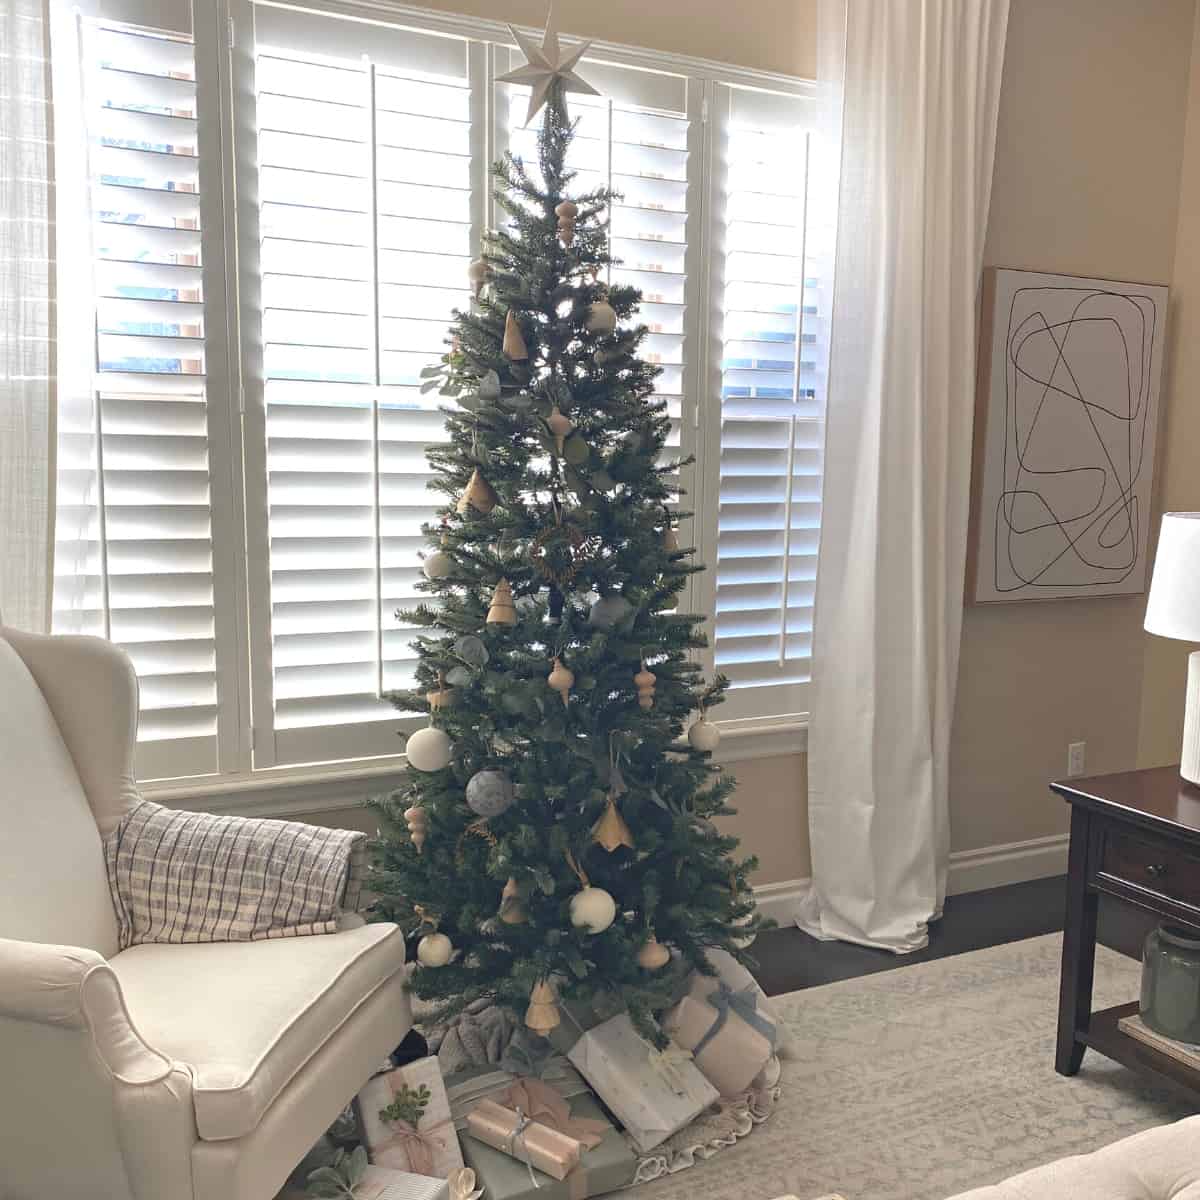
left=707, top=84, right=824, bottom=724
left=52, top=13, right=230, bottom=781
left=240, top=5, right=481, bottom=766
left=496, top=58, right=699, bottom=514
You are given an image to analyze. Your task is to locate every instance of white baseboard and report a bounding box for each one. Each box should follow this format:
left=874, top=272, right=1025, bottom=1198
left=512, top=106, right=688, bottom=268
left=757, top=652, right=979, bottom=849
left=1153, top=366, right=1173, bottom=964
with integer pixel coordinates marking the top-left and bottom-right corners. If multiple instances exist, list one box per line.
left=945, top=832, right=1069, bottom=896
left=751, top=832, right=1070, bottom=924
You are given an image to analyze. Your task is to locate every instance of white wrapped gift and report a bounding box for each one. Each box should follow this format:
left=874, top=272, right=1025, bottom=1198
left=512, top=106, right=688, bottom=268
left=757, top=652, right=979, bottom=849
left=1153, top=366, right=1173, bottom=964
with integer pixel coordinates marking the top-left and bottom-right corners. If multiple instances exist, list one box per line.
left=566, top=1013, right=718, bottom=1154
left=357, top=1166, right=452, bottom=1200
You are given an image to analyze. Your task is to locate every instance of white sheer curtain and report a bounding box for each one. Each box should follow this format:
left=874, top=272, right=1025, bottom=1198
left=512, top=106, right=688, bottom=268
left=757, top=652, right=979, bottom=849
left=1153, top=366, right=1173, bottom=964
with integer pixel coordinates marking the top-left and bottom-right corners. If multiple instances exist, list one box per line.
left=0, top=0, right=55, bottom=633
left=797, top=0, right=1010, bottom=952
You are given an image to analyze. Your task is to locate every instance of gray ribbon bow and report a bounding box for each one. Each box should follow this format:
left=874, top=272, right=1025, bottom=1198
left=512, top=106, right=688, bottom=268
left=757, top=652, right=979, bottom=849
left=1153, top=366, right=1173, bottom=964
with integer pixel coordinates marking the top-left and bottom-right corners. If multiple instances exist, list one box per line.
left=504, top=1107, right=541, bottom=1190
left=692, top=981, right=778, bottom=1059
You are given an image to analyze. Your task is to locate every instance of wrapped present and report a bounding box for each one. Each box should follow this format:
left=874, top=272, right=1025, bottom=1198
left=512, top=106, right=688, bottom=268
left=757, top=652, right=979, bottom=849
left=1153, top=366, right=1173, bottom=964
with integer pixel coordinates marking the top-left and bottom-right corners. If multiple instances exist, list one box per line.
left=566, top=1013, right=718, bottom=1154
left=704, top=948, right=793, bottom=1058
left=357, top=1166, right=452, bottom=1200
left=447, top=1055, right=636, bottom=1200
left=358, top=1056, right=465, bottom=1176
left=466, top=1098, right=583, bottom=1180
left=459, top=1089, right=635, bottom=1200
left=661, top=972, right=776, bottom=1096
left=545, top=991, right=625, bottom=1056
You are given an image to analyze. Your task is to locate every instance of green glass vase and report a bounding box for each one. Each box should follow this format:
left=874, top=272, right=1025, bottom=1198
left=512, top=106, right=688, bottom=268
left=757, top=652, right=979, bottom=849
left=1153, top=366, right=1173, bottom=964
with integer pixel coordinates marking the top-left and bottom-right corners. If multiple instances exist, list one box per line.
left=1140, top=923, right=1200, bottom=1045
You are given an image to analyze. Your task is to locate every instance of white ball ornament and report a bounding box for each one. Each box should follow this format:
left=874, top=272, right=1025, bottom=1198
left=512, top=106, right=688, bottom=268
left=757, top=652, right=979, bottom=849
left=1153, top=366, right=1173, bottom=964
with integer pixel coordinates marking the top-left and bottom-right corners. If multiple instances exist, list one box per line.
left=417, top=932, right=454, bottom=967
left=465, top=769, right=516, bottom=818
left=406, top=726, right=453, bottom=772
left=688, top=718, right=721, bottom=753
left=569, top=886, right=617, bottom=934
left=422, top=549, right=454, bottom=580
left=585, top=299, right=617, bottom=336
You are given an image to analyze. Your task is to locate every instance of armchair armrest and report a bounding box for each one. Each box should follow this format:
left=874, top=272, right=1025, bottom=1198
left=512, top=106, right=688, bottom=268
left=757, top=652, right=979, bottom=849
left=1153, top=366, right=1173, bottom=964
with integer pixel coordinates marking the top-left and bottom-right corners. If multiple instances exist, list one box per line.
left=0, top=937, right=170, bottom=1082
left=0, top=938, right=199, bottom=1200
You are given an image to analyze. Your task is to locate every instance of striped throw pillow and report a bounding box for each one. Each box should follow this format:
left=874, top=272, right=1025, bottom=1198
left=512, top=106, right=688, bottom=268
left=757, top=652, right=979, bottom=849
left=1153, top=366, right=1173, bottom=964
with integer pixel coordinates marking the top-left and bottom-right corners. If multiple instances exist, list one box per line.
left=105, top=800, right=368, bottom=948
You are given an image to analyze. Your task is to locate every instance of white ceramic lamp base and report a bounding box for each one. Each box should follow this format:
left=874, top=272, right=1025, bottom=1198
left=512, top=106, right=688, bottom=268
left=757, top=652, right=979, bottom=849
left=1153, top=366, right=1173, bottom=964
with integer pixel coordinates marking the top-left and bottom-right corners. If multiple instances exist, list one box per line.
left=1183, top=650, right=1200, bottom=786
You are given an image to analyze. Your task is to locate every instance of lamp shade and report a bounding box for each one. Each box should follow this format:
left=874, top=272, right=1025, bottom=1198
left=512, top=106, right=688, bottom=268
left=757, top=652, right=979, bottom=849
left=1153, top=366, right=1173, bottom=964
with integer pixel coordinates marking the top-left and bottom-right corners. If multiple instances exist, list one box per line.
left=1145, top=513, right=1200, bottom=642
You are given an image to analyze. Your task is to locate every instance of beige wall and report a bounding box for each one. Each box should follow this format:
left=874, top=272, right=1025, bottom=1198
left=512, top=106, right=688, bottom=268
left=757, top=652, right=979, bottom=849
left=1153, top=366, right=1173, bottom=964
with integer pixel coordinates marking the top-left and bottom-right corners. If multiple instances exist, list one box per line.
left=414, top=0, right=818, bottom=79
left=952, top=0, right=1194, bottom=853
left=304, top=0, right=1198, bottom=888
left=1139, top=4, right=1200, bottom=769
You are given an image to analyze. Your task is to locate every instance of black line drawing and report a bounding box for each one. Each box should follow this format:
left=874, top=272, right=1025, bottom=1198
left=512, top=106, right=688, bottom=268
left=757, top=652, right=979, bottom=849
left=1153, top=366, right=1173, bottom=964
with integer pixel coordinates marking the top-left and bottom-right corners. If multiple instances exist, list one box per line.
left=978, top=272, right=1166, bottom=601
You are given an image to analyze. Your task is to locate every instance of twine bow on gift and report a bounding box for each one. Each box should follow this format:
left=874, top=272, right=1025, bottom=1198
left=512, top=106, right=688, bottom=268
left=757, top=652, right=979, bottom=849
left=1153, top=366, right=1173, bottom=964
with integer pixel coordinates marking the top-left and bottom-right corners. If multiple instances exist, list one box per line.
left=493, top=1078, right=608, bottom=1150
left=378, top=1080, right=455, bottom=1175
left=693, top=981, right=778, bottom=1059
left=504, top=1107, right=542, bottom=1190
left=647, top=1044, right=695, bottom=1096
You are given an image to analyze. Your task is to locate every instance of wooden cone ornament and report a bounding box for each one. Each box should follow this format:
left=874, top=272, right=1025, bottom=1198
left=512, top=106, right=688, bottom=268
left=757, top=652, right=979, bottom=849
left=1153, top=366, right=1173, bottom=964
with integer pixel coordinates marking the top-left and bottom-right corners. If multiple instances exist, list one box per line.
left=547, top=657, right=574, bottom=706
left=634, top=664, right=657, bottom=710
left=546, top=405, right=574, bottom=456
left=636, top=934, right=670, bottom=970
left=503, top=310, right=528, bottom=360
left=592, top=793, right=635, bottom=852
left=555, top=200, right=578, bottom=246
left=498, top=876, right=527, bottom=925
left=404, top=804, right=429, bottom=853
left=457, top=468, right=498, bottom=515
left=526, top=980, right=560, bottom=1033
left=486, top=579, right=518, bottom=625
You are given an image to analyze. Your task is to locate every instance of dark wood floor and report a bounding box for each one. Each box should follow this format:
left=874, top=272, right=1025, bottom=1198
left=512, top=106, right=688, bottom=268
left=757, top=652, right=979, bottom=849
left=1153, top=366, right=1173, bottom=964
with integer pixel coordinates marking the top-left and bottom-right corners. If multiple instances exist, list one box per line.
left=750, top=874, right=1153, bottom=997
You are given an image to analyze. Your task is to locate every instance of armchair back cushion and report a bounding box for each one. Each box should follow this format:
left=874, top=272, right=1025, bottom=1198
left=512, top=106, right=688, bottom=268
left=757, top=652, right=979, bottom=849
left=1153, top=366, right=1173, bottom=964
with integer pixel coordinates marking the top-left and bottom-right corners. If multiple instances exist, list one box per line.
left=0, top=636, right=119, bottom=955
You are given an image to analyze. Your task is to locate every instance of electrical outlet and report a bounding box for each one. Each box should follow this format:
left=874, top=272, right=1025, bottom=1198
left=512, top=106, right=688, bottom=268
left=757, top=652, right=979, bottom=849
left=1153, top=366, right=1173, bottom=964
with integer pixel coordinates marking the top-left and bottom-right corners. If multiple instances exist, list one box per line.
left=1067, top=741, right=1086, bottom=778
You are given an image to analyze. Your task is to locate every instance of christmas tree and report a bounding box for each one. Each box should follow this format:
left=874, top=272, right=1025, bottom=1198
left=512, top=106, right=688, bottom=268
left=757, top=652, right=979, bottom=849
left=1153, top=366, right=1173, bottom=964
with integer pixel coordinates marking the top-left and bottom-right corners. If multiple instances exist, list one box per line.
left=369, top=26, right=763, bottom=1044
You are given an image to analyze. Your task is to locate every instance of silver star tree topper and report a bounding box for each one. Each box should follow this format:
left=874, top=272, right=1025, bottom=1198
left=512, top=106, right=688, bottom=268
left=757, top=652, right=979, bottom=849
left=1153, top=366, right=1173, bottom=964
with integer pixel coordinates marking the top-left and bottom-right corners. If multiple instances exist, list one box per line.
left=496, top=14, right=600, bottom=127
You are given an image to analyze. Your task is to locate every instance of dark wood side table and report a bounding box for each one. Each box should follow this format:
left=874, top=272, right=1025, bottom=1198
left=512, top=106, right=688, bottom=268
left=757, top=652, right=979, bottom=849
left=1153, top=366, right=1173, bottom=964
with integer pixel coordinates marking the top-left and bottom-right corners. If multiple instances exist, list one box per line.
left=1052, top=766, right=1200, bottom=1104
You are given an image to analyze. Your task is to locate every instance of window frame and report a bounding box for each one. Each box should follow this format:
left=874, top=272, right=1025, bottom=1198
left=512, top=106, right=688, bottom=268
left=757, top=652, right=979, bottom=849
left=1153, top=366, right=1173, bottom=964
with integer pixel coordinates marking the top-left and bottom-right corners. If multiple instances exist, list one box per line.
left=57, top=0, right=819, bottom=805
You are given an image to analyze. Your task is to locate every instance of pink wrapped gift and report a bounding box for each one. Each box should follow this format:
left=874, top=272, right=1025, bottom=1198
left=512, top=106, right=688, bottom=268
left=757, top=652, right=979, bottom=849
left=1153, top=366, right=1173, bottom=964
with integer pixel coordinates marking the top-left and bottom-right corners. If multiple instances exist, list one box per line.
left=661, top=972, right=776, bottom=1096
left=465, top=1098, right=583, bottom=1180
left=358, top=1056, right=465, bottom=1177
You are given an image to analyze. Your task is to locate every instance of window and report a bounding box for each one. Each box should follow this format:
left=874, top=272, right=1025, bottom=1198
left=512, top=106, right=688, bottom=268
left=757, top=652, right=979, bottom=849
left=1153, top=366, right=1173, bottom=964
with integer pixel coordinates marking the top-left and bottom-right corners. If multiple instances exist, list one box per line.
left=50, top=0, right=824, bottom=787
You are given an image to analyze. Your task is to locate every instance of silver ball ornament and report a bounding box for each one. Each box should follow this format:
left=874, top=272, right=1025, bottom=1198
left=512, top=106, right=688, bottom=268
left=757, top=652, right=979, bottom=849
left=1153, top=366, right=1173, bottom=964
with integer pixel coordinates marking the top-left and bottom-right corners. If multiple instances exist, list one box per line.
left=406, top=726, right=453, bottom=772
left=465, top=769, right=516, bottom=818
left=587, top=595, right=633, bottom=629
left=732, top=910, right=757, bottom=949
left=569, top=886, right=617, bottom=934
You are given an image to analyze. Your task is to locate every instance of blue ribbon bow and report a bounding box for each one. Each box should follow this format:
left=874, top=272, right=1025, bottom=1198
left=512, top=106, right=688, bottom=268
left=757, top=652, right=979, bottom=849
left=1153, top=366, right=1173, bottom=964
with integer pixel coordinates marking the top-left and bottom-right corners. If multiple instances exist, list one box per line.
left=692, top=981, right=778, bottom=1059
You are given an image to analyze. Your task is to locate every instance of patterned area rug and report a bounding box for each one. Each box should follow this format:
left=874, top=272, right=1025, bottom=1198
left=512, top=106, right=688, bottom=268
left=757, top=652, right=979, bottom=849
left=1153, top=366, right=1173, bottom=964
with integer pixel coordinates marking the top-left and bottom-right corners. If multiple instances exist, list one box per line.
left=604, top=933, right=1193, bottom=1200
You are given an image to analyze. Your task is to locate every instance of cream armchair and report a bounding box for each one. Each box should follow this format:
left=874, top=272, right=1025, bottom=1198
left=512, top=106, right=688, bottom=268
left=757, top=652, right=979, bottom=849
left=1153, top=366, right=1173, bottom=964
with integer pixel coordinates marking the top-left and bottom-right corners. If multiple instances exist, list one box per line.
left=0, top=627, right=412, bottom=1200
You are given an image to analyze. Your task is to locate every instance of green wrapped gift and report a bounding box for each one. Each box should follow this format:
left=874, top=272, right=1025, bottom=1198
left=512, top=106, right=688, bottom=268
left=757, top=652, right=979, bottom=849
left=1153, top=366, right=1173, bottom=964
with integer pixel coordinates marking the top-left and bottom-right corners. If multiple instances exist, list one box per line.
left=459, top=1090, right=635, bottom=1200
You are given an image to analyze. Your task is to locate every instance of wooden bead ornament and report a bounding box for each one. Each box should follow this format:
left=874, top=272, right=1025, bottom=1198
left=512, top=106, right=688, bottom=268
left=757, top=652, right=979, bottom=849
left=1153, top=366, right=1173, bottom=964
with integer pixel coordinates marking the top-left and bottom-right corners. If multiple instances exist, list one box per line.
left=417, top=931, right=454, bottom=967
left=547, top=657, right=574, bottom=707
left=634, top=662, right=657, bottom=710
left=404, top=804, right=429, bottom=853
left=503, top=310, right=529, bottom=360
left=662, top=525, right=680, bottom=552
left=427, top=674, right=457, bottom=711
left=555, top=200, right=578, bottom=246
left=546, top=405, right=574, bottom=456
left=526, top=979, right=561, bottom=1033
left=592, top=793, right=635, bottom=852
left=636, top=934, right=671, bottom=970
left=586, top=298, right=617, bottom=336
left=498, top=876, right=527, bottom=925
left=457, top=468, right=498, bottom=516
left=467, top=258, right=489, bottom=296
left=486, top=579, right=518, bottom=625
